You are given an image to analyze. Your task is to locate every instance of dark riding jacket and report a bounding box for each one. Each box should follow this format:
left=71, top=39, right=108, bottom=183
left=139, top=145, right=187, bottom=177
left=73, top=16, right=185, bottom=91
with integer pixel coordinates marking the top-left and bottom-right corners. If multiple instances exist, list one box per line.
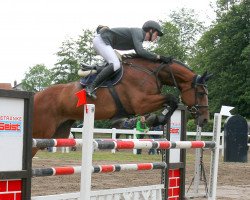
left=100, top=27, right=158, bottom=60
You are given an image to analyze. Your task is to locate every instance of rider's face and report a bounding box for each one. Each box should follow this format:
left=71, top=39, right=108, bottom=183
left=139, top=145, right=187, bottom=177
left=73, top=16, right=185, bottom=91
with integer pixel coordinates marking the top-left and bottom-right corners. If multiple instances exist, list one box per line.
left=151, top=31, right=159, bottom=42
left=145, top=30, right=159, bottom=42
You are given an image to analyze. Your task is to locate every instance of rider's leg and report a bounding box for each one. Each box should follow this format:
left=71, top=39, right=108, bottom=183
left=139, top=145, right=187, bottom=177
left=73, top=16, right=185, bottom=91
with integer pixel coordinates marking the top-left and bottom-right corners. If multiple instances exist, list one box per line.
left=93, top=34, right=120, bottom=71
left=85, top=64, right=114, bottom=99
left=86, top=35, right=120, bottom=99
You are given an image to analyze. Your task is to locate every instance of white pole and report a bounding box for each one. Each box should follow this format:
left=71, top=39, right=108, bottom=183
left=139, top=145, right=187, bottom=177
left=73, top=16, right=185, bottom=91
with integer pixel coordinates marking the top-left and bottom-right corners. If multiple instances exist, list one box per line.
left=208, top=113, right=221, bottom=200
left=111, top=128, right=116, bottom=154
left=52, top=147, right=57, bottom=153
left=194, top=125, right=202, bottom=194
left=80, top=104, right=95, bottom=200
left=221, top=131, right=224, bottom=157
left=133, top=128, right=137, bottom=154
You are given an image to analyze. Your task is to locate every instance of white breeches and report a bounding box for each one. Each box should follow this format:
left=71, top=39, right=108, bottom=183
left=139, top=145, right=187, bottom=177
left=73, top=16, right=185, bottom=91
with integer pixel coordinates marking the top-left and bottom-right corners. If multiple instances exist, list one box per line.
left=93, top=34, right=121, bottom=71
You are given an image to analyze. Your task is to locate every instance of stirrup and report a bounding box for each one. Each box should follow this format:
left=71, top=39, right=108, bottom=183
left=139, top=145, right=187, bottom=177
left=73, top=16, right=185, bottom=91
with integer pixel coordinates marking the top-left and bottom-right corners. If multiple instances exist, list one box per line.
left=86, top=87, right=97, bottom=99
left=88, top=92, right=97, bottom=100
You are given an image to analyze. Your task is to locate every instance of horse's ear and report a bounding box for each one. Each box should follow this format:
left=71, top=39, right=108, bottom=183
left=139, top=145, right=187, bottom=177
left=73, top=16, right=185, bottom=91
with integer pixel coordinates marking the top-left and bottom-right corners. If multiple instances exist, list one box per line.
left=198, top=71, right=213, bottom=83
left=204, top=73, right=213, bottom=82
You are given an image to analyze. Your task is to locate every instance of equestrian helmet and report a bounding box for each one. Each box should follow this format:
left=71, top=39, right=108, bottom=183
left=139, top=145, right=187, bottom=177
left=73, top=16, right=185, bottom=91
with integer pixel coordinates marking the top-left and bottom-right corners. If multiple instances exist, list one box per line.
left=142, top=20, right=163, bottom=36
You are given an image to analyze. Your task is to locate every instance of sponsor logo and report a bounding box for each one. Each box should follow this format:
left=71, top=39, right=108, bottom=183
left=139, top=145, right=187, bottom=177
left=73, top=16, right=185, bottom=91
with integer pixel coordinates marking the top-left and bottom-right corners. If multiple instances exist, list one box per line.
left=170, top=128, right=179, bottom=134
left=0, top=116, right=22, bottom=133
left=170, top=121, right=181, bottom=134
left=0, top=121, right=21, bottom=131
left=0, top=115, right=23, bottom=133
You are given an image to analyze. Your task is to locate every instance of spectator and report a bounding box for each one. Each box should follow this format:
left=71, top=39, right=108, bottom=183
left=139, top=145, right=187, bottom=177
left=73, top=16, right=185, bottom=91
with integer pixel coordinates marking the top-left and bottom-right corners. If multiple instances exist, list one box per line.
left=136, top=116, right=149, bottom=154
left=148, top=125, right=163, bottom=155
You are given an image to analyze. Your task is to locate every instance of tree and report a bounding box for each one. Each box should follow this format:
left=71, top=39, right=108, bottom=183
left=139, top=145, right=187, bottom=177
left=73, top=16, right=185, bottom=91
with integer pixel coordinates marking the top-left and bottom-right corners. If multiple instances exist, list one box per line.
left=52, top=38, right=79, bottom=84
left=52, top=29, right=97, bottom=84
left=169, top=8, right=206, bottom=62
left=193, top=0, right=250, bottom=117
left=154, top=22, right=186, bottom=61
left=154, top=8, right=206, bottom=63
left=22, top=64, right=52, bottom=92
left=153, top=8, right=206, bottom=96
left=76, top=29, right=99, bottom=64
left=215, top=0, right=242, bottom=12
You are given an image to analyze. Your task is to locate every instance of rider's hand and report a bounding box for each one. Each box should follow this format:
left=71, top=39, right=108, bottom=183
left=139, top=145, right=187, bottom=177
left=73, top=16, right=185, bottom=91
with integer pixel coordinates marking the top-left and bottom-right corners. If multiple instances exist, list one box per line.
left=159, top=55, right=173, bottom=63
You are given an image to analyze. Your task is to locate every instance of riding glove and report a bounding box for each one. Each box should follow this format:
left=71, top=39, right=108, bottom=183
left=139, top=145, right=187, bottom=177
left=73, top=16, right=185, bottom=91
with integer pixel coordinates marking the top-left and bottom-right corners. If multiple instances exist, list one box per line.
left=159, top=55, right=173, bottom=63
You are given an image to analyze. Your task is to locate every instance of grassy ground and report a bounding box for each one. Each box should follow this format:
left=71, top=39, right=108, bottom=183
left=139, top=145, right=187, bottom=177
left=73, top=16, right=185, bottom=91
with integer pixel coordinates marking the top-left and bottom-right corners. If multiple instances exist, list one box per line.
left=35, top=148, right=212, bottom=163
left=35, top=150, right=162, bottom=162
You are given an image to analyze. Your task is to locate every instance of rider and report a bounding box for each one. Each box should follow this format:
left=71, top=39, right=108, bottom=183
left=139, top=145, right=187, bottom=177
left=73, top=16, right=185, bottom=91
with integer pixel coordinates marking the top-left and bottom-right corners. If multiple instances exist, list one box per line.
left=86, top=20, right=172, bottom=99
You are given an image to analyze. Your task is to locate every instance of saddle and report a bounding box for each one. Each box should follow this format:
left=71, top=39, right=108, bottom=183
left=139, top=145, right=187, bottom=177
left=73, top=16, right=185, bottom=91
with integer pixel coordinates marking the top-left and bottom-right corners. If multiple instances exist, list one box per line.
left=78, top=53, right=139, bottom=119
left=79, top=51, right=124, bottom=88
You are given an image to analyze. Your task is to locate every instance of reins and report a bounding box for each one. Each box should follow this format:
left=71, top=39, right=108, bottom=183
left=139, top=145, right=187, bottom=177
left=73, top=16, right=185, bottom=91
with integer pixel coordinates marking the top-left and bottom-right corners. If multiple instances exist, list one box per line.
left=122, top=60, right=168, bottom=92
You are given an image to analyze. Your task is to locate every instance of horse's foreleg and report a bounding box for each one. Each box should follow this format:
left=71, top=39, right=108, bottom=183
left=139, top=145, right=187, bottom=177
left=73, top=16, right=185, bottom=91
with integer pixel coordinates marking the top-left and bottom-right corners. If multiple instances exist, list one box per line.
left=133, top=94, right=178, bottom=118
left=162, top=94, right=178, bottom=121
left=146, top=94, right=178, bottom=127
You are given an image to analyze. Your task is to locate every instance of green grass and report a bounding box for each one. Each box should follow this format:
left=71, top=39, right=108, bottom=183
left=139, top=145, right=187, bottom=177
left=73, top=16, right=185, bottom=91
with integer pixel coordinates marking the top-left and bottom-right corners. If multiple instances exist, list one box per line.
left=35, top=150, right=162, bottom=162
left=35, top=149, right=213, bottom=163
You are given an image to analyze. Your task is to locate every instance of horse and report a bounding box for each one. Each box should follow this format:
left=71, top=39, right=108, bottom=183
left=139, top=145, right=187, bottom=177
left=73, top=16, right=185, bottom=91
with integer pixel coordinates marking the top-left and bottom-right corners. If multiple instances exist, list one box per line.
left=32, top=57, right=211, bottom=156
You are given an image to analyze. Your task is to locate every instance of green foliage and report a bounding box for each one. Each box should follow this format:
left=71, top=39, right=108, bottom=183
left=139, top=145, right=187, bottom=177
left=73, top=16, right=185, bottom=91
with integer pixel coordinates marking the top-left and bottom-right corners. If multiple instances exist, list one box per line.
left=155, top=8, right=206, bottom=63
left=94, top=120, right=112, bottom=128
left=193, top=0, right=250, bottom=117
left=215, top=0, right=242, bottom=14
left=169, top=8, right=206, bottom=61
left=76, top=29, right=100, bottom=64
left=51, top=38, right=79, bottom=84
left=21, top=64, right=52, bottom=92
left=154, top=22, right=186, bottom=61
left=51, top=29, right=97, bottom=84
left=187, top=119, right=214, bottom=132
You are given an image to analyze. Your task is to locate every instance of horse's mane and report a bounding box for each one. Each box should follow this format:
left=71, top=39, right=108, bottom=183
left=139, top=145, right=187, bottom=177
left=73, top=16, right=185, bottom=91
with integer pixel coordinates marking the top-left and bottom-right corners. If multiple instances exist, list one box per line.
left=172, top=59, right=194, bottom=72
left=122, top=53, right=193, bottom=72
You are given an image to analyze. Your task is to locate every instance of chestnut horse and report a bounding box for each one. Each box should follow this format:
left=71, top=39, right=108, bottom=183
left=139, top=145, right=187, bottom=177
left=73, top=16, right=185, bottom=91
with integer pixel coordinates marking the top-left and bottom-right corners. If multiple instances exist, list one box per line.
left=32, top=58, right=210, bottom=156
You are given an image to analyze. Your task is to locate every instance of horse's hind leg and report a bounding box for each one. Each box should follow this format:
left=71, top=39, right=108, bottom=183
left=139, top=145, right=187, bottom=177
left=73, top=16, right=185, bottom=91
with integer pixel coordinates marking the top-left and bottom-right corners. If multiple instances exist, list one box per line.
left=32, top=148, right=39, bottom=157
left=53, top=120, right=76, bottom=138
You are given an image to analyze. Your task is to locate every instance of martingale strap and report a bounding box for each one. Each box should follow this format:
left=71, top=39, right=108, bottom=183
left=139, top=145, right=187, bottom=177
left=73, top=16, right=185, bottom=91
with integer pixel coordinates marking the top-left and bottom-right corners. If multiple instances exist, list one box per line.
left=107, top=83, right=130, bottom=119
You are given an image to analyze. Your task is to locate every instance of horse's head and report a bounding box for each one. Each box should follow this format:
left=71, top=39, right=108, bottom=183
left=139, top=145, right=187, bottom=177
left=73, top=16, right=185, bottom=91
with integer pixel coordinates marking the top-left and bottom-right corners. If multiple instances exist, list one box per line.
left=157, top=60, right=211, bottom=127
left=180, top=71, right=211, bottom=126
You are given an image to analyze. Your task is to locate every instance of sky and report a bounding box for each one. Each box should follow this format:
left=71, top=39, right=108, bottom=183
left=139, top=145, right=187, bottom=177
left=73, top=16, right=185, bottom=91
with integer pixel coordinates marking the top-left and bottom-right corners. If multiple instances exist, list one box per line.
left=0, top=0, right=216, bottom=85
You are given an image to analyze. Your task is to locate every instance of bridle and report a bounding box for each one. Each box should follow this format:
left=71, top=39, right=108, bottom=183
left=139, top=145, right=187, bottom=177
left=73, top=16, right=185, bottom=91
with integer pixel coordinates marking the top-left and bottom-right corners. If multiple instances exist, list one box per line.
left=154, top=63, right=209, bottom=117
left=123, top=60, right=209, bottom=117
left=183, top=75, right=209, bottom=118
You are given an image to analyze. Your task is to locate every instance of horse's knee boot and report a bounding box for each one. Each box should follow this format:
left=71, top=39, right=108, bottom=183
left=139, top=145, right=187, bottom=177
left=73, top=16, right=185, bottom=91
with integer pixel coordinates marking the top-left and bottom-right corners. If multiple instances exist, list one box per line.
left=165, top=94, right=178, bottom=110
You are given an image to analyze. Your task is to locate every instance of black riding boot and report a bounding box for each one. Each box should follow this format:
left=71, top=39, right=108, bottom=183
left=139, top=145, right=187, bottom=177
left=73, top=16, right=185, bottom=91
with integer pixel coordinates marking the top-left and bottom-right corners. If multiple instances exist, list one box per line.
left=86, top=64, right=114, bottom=99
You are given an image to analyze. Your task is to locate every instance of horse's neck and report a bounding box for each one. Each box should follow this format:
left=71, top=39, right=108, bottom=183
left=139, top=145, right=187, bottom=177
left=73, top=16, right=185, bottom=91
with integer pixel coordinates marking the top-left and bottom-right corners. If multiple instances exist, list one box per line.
left=123, top=58, right=195, bottom=91
left=167, top=62, right=195, bottom=90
